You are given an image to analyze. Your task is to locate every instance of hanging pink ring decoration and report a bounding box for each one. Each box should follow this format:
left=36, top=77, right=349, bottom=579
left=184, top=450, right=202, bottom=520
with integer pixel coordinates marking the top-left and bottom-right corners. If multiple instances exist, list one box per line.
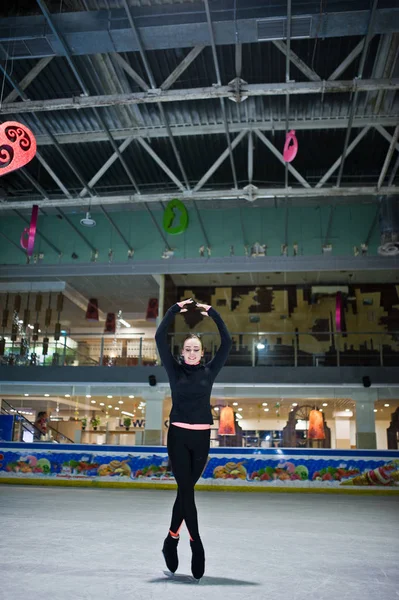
left=0, top=121, right=37, bottom=176
left=283, top=130, right=298, bottom=163
left=20, top=204, right=39, bottom=256
left=335, top=291, right=342, bottom=332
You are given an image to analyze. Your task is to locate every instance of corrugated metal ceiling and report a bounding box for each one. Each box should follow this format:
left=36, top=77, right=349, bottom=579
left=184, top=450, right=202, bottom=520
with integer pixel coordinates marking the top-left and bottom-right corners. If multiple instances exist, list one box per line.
left=0, top=3, right=398, bottom=208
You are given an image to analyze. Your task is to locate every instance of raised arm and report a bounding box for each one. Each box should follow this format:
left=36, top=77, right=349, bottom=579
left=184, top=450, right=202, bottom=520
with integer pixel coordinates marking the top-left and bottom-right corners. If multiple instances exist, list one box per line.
left=205, top=307, right=232, bottom=377
left=155, top=304, right=181, bottom=375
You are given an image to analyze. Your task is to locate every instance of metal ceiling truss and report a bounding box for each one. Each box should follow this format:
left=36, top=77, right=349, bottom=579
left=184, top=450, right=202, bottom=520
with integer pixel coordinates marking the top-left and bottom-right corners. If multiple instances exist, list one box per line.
left=1, top=186, right=397, bottom=212
left=120, top=0, right=190, bottom=193
left=32, top=116, right=399, bottom=146
left=0, top=6, right=398, bottom=58
left=335, top=0, right=379, bottom=188
left=1, top=256, right=398, bottom=280
left=0, top=5, right=397, bottom=213
left=204, top=0, right=238, bottom=190
left=1, top=78, right=397, bottom=115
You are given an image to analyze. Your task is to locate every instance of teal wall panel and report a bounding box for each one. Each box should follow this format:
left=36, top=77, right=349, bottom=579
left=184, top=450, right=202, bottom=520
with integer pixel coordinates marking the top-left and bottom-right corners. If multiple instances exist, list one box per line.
left=0, top=204, right=381, bottom=265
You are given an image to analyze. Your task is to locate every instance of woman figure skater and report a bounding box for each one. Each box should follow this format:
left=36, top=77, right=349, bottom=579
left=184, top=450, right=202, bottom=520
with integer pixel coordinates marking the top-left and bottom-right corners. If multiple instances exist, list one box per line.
left=155, top=298, right=232, bottom=581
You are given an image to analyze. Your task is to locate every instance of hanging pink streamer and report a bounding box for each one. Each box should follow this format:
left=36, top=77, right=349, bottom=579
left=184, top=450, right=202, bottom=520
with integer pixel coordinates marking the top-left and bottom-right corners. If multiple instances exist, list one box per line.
left=20, top=204, right=39, bottom=256
left=283, top=130, right=298, bottom=163
left=336, top=291, right=342, bottom=332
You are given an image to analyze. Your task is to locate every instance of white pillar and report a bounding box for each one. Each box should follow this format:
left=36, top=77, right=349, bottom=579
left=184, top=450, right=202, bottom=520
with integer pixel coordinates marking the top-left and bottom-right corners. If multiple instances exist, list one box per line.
left=142, top=388, right=165, bottom=446
left=334, top=416, right=351, bottom=449
left=352, top=389, right=377, bottom=449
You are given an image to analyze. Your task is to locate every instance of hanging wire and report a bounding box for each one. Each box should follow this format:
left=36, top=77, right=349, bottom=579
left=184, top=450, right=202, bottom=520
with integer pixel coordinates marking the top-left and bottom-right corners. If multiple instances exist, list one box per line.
left=311, top=0, right=325, bottom=73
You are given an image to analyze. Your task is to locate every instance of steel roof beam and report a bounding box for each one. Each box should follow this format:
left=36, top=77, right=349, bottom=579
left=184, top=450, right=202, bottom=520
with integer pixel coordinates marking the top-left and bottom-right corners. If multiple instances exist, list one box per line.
left=99, top=205, right=134, bottom=255
left=316, top=127, right=370, bottom=188
left=0, top=59, right=76, bottom=199
left=121, top=0, right=190, bottom=192
left=160, top=45, right=205, bottom=91
left=374, top=125, right=399, bottom=152
left=3, top=56, right=53, bottom=104
left=0, top=231, right=28, bottom=256
left=192, top=130, right=247, bottom=193
left=14, top=209, right=62, bottom=256
left=377, top=124, right=399, bottom=190
left=111, top=53, right=149, bottom=92
left=1, top=255, right=398, bottom=280
left=79, top=136, right=135, bottom=199
left=336, top=0, right=379, bottom=188
left=1, top=78, right=397, bottom=115
left=56, top=208, right=97, bottom=254
left=273, top=40, right=321, bottom=82
left=1, top=186, right=396, bottom=212
left=135, top=138, right=187, bottom=193
left=254, top=129, right=310, bottom=188
left=1, top=8, right=398, bottom=57
left=204, top=0, right=238, bottom=190
left=37, top=0, right=141, bottom=196
left=328, top=38, right=372, bottom=81
left=32, top=116, right=399, bottom=146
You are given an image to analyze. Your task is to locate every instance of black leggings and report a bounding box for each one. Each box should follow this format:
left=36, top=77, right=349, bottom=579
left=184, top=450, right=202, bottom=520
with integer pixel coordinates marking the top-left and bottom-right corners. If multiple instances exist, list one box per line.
left=167, top=424, right=210, bottom=541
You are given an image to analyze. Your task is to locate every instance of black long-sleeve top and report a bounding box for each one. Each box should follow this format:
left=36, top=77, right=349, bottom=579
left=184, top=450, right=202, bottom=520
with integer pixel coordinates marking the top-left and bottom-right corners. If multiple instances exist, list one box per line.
left=155, top=304, right=232, bottom=424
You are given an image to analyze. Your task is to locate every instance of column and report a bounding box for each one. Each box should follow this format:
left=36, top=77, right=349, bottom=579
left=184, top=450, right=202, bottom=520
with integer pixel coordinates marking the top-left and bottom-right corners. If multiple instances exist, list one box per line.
left=142, top=388, right=165, bottom=446
left=352, top=389, right=378, bottom=449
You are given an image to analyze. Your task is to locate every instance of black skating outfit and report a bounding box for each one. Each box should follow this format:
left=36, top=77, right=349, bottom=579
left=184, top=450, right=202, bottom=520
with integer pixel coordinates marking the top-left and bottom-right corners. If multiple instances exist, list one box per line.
left=155, top=303, right=232, bottom=578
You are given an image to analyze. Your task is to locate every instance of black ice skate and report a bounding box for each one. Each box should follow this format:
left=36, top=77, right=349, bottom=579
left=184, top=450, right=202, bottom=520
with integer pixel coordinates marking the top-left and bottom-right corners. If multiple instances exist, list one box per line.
left=162, top=533, right=179, bottom=574
left=190, top=538, right=205, bottom=581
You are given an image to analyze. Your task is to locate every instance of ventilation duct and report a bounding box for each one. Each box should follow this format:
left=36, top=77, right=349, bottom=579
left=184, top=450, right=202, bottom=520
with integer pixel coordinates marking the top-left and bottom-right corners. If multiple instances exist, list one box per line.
left=257, top=16, right=312, bottom=41
left=378, top=196, right=399, bottom=257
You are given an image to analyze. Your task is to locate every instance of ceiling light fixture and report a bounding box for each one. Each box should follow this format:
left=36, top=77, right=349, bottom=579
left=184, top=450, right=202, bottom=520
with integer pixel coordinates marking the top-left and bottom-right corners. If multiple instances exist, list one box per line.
left=80, top=210, right=96, bottom=227
left=119, top=319, right=131, bottom=328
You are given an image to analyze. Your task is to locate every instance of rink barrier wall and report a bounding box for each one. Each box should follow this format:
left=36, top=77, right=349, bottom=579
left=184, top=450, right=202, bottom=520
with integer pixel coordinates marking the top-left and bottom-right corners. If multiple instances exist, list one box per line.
left=0, top=444, right=398, bottom=494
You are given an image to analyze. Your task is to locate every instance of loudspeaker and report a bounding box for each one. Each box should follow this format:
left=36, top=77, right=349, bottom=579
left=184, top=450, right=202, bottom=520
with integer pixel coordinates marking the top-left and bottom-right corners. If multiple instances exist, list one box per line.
left=149, top=375, right=157, bottom=387
left=362, top=376, right=371, bottom=388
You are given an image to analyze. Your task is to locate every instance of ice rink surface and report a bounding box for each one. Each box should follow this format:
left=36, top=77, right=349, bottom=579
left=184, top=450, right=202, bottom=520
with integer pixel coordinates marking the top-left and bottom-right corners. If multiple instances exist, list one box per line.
left=1, top=485, right=398, bottom=600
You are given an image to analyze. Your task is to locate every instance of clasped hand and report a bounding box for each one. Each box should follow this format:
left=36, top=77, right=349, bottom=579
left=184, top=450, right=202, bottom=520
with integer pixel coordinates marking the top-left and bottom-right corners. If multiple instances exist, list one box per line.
left=176, top=298, right=211, bottom=316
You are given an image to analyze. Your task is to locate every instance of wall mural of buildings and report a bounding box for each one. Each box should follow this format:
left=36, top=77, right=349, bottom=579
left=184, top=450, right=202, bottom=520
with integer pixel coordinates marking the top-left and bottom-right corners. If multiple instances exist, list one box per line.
left=174, top=284, right=399, bottom=366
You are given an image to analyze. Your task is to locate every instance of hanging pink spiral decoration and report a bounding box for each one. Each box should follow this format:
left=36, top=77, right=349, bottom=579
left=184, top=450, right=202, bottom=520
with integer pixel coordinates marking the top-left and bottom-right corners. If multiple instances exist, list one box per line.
left=0, top=121, right=37, bottom=176
left=283, top=130, right=298, bottom=162
left=20, top=204, right=39, bottom=256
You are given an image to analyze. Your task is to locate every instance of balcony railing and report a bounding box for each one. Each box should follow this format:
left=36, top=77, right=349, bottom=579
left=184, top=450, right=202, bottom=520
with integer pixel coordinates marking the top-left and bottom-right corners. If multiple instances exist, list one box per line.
left=0, top=331, right=398, bottom=368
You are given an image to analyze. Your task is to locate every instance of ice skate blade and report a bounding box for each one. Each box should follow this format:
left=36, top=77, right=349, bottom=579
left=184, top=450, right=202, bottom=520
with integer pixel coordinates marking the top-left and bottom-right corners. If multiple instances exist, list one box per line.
left=163, top=571, right=201, bottom=584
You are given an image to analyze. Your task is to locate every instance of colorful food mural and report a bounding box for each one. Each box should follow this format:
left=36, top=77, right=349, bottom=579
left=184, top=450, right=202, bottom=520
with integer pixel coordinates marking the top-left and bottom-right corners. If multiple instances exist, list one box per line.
left=0, top=447, right=398, bottom=490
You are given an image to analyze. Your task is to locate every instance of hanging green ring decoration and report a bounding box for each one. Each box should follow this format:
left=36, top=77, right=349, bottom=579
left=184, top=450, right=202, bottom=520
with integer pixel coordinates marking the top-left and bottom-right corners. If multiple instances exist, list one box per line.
left=163, top=198, right=189, bottom=235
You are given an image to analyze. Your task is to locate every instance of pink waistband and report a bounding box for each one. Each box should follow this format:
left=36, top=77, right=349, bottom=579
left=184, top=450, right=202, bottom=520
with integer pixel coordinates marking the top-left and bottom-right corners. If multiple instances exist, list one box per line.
left=172, top=422, right=211, bottom=430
